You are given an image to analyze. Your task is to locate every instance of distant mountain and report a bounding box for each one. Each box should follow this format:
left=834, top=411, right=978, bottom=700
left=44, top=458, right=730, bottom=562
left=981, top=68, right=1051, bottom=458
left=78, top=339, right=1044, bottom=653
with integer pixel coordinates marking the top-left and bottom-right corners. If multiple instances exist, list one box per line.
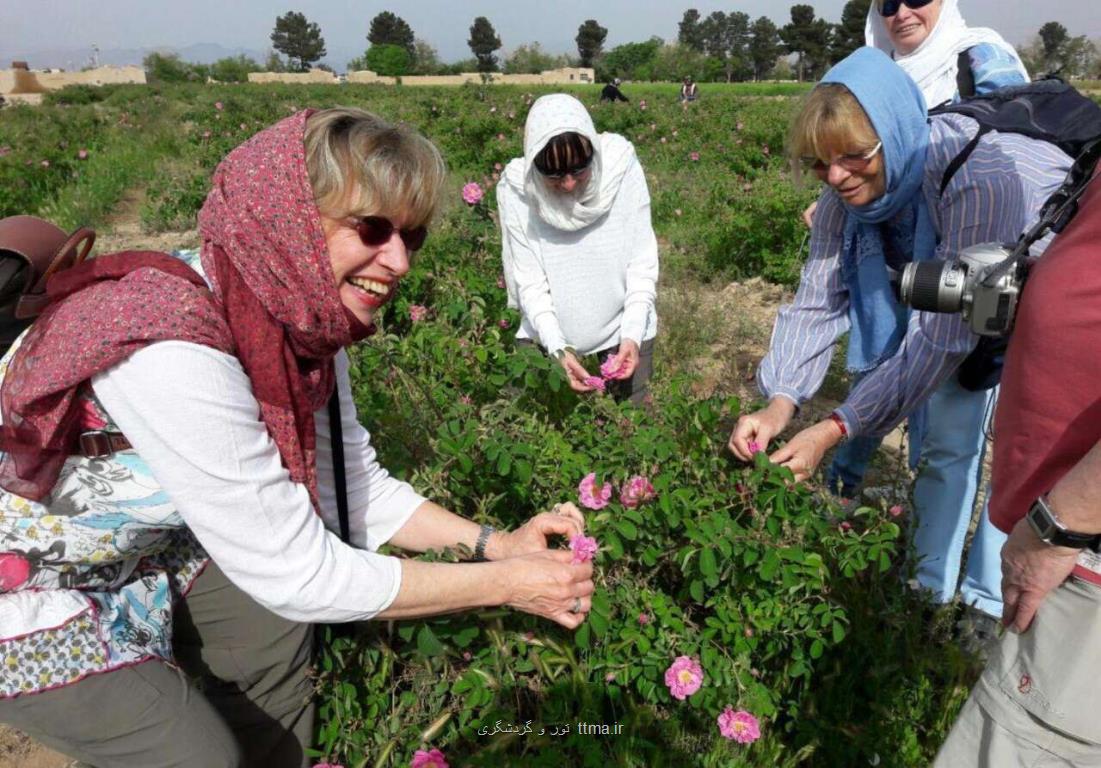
left=1, top=42, right=364, bottom=72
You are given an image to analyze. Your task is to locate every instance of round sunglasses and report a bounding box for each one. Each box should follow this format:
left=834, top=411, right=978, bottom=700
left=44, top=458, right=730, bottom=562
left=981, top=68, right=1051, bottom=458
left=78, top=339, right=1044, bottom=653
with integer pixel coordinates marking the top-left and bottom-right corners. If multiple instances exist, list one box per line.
left=536, top=154, right=594, bottom=181
left=877, top=0, right=934, bottom=17
left=355, top=216, right=428, bottom=252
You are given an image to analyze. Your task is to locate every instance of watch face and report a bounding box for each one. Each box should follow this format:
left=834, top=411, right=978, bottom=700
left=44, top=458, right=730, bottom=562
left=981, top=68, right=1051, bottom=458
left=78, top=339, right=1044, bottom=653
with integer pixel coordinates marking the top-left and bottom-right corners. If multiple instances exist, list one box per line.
left=1027, top=500, right=1056, bottom=540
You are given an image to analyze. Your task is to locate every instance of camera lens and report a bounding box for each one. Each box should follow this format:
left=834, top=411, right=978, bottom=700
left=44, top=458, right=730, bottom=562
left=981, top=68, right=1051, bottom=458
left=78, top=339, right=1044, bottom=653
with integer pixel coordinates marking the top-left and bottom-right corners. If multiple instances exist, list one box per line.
left=899, top=261, right=966, bottom=313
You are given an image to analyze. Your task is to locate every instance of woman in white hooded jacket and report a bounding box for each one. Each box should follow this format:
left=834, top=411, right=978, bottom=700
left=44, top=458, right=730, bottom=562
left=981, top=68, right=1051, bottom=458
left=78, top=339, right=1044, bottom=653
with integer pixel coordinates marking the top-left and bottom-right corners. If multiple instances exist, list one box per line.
left=497, top=94, right=659, bottom=403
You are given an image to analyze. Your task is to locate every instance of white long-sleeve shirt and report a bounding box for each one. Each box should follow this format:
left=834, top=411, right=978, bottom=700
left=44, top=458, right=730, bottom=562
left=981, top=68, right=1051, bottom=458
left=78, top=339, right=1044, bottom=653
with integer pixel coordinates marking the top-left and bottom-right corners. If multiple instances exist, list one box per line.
left=88, top=342, right=423, bottom=623
left=498, top=158, right=659, bottom=356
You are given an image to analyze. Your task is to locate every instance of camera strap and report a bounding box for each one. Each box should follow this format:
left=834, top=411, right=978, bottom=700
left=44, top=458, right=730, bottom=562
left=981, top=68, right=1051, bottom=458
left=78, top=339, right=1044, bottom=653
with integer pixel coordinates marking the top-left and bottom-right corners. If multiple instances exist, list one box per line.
left=982, top=136, right=1101, bottom=288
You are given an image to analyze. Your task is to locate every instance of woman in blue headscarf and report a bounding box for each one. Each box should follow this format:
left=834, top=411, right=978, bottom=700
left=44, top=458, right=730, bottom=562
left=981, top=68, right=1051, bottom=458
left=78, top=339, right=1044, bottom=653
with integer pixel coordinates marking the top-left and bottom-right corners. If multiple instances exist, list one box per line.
left=728, top=47, right=1069, bottom=514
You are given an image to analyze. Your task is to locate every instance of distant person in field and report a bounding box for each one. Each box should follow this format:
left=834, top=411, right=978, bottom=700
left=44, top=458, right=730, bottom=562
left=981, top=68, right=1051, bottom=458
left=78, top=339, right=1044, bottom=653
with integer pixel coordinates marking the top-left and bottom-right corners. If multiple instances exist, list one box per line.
left=0, top=107, right=594, bottom=768
left=801, top=0, right=1028, bottom=627
left=601, top=78, right=629, bottom=103
left=497, top=94, right=659, bottom=404
left=679, top=76, right=699, bottom=104
left=728, top=47, right=1069, bottom=622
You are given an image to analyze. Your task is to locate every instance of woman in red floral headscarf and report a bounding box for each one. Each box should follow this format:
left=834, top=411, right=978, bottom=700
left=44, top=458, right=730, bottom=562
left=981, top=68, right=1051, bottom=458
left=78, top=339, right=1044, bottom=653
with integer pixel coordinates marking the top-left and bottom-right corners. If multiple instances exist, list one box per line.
left=0, top=108, right=593, bottom=768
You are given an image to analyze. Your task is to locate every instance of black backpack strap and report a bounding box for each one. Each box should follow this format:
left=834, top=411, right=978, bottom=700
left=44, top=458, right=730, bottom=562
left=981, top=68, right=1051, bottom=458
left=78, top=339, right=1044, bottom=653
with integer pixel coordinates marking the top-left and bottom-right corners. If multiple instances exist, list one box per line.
left=939, top=125, right=990, bottom=196
left=956, top=48, right=976, bottom=100
left=327, top=387, right=350, bottom=543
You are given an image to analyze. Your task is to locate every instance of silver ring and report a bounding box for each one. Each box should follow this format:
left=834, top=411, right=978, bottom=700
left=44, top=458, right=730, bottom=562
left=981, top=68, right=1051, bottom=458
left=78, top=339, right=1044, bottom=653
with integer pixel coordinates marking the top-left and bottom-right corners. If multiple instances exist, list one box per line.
left=552, top=503, right=564, bottom=516
left=569, top=597, right=582, bottom=614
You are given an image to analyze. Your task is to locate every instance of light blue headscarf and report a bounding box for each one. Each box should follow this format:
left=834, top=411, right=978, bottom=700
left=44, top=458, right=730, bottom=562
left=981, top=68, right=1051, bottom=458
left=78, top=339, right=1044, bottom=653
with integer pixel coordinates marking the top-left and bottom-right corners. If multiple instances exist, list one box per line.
left=820, top=47, right=938, bottom=373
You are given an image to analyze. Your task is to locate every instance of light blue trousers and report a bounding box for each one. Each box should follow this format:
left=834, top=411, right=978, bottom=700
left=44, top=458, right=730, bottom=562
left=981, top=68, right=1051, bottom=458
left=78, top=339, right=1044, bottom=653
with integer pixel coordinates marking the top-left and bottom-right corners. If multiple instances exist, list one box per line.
left=828, top=375, right=1005, bottom=617
left=912, top=376, right=1004, bottom=617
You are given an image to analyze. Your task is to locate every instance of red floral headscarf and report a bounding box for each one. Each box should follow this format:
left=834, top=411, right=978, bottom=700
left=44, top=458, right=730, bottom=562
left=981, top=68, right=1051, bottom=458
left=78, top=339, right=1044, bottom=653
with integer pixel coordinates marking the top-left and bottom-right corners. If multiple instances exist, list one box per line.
left=0, top=110, right=371, bottom=508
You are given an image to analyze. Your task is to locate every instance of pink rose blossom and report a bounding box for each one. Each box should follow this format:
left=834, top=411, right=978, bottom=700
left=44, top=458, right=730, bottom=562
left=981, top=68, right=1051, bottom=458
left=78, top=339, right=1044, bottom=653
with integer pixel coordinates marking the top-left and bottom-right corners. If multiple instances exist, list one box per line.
left=40, top=160, right=50, bottom=168
left=599, top=355, right=625, bottom=380
left=578, top=472, right=613, bottom=510
left=77, top=149, right=89, bottom=160
left=409, top=304, right=428, bottom=322
left=583, top=375, right=606, bottom=392
left=214, top=101, right=224, bottom=110
left=523, top=630, right=535, bottom=642
left=462, top=651, right=472, bottom=661
left=638, top=612, right=650, bottom=625
left=761, top=144, right=770, bottom=155
left=717, top=708, right=761, bottom=743
left=839, top=521, right=853, bottom=533
left=664, top=656, right=703, bottom=700
left=0, top=553, right=31, bottom=591
left=747, top=440, right=761, bottom=454
left=202, top=130, right=212, bottom=139
left=496, top=132, right=505, bottom=141
left=494, top=162, right=503, bottom=171
left=889, top=505, right=904, bottom=518
left=459, top=394, right=473, bottom=406
left=410, top=748, right=449, bottom=768
left=313, top=763, right=345, bottom=768
left=605, top=672, right=616, bottom=683
left=569, top=534, right=599, bottom=563
left=498, top=318, right=510, bottom=329
left=0, top=146, right=11, bottom=157
left=689, top=151, right=700, bottom=161
left=496, top=275, right=506, bottom=289
left=620, top=475, right=655, bottom=508
left=461, top=182, right=484, bottom=205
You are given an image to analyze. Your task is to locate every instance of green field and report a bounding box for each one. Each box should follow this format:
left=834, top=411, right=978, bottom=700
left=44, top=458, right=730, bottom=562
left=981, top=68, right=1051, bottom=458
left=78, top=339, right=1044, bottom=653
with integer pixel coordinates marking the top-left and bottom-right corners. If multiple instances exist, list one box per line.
left=1, top=82, right=981, bottom=767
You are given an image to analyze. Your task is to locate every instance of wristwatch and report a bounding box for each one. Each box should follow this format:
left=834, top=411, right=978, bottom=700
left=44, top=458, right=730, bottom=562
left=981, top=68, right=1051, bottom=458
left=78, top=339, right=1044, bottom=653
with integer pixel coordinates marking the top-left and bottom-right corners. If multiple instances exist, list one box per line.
left=1026, top=494, right=1101, bottom=549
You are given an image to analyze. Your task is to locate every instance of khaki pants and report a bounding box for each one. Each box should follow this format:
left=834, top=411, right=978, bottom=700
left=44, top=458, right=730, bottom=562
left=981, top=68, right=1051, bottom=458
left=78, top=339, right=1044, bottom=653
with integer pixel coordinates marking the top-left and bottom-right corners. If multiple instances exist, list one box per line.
left=0, top=563, right=315, bottom=768
left=935, top=577, right=1101, bottom=767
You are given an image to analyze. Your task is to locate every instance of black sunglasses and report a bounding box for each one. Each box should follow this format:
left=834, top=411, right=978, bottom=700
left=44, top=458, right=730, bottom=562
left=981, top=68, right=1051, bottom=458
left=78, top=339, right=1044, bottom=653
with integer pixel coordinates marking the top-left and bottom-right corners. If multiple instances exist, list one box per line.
left=355, top=216, right=428, bottom=252
left=536, top=154, right=594, bottom=181
left=877, top=0, right=934, bottom=17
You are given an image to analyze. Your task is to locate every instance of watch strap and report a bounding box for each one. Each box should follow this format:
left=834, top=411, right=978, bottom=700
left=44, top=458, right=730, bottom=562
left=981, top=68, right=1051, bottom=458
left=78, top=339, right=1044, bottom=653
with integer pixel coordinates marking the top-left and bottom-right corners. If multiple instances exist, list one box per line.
left=1027, top=496, right=1101, bottom=549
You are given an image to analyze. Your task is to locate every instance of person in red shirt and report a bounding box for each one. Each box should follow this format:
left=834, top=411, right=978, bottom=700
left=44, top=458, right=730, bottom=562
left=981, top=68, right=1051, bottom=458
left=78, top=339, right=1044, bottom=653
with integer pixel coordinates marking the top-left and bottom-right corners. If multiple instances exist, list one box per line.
left=935, top=164, right=1101, bottom=765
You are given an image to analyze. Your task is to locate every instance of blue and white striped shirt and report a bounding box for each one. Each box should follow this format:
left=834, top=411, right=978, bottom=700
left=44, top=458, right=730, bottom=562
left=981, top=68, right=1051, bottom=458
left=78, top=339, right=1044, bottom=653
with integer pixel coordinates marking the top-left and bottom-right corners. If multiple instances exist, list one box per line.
left=758, top=113, right=1072, bottom=438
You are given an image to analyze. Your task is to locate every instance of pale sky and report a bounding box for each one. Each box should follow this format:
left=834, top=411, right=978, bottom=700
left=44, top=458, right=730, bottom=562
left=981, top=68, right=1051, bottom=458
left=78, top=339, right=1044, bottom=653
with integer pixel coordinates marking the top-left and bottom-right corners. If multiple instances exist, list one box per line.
left=0, top=0, right=1096, bottom=69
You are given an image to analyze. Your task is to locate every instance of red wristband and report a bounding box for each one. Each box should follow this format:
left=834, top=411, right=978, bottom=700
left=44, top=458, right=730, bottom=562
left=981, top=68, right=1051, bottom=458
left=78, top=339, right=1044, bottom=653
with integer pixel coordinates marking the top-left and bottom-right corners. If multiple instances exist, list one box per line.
left=828, top=413, right=848, bottom=440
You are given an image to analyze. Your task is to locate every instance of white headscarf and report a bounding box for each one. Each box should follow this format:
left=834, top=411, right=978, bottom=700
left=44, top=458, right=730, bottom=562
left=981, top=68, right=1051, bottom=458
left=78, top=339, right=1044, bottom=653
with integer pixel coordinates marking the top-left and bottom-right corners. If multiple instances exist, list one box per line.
left=501, top=93, right=636, bottom=232
left=865, top=0, right=1028, bottom=108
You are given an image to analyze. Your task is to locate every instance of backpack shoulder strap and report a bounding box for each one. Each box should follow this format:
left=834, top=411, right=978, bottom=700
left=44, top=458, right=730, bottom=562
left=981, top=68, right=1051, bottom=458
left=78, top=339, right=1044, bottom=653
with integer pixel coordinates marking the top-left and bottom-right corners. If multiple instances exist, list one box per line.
left=939, top=125, right=991, bottom=197
left=956, top=48, right=976, bottom=99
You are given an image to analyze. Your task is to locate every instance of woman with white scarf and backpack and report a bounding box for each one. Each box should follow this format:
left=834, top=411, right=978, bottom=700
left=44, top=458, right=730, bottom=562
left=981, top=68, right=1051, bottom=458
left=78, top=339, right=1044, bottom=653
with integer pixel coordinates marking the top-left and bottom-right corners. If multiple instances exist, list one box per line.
left=497, top=94, right=659, bottom=403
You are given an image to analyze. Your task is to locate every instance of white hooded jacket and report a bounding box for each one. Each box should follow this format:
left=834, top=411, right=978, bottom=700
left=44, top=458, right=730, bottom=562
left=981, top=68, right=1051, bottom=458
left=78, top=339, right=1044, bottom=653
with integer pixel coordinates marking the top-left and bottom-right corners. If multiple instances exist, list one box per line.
left=496, top=94, right=658, bottom=356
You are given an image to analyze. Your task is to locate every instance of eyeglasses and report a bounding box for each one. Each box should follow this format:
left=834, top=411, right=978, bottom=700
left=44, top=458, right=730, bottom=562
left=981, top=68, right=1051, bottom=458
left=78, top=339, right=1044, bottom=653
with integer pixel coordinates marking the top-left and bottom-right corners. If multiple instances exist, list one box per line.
left=877, top=0, right=935, bottom=18
left=801, top=141, right=883, bottom=174
left=354, top=216, right=428, bottom=252
left=537, top=154, right=594, bottom=181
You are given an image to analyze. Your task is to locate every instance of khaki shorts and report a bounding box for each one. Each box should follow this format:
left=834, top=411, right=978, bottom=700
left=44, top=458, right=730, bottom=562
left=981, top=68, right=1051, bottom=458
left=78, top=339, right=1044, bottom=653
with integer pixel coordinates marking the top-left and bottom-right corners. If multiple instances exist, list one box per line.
left=935, top=576, right=1101, bottom=767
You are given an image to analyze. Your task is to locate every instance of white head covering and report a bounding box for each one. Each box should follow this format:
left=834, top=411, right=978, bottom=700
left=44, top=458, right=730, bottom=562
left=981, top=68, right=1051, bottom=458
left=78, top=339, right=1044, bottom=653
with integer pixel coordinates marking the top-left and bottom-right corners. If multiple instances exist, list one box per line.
left=865, top=0, right=1028, bottom=108
left=501, top=93, right=636, bottom=232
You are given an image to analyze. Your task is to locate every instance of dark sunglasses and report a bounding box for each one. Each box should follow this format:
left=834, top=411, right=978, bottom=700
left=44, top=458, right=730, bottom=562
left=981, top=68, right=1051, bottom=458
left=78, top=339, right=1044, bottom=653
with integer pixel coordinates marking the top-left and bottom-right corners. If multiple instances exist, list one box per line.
left=536, top=154, right=594, bottom=181
left=877, top=0, right=934, bottom=17
left=355, top=216, right=428, bottom=252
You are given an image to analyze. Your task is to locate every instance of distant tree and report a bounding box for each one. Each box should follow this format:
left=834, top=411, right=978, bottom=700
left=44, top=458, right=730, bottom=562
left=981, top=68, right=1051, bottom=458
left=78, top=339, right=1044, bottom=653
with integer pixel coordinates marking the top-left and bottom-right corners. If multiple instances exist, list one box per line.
left=1039, top=21, right=1070, bottom=69
left=678, top=10, right=706, bottom=53
left=368, top=12, right=415, bottom=57
left=468, top=16, right=503, bottom=72
left=504, top=43, right=569, bottom=74
left=142, top=52, right=208, bottom=83
left=649, top=43, right=721, bottom=82
left=209, top=55, right=262, bottom=83
left=575, top=19, right=608, bottom=67
left=595, top=38, right=662, bottom=82
left=270, top=11, right=327, bottom=72
left=831, top=0, right=871, bottom=62
left=697, top=11, right=752, bottom=82
left=362, top=44, right=411, bottom=76
left=411, top=39, right=443, bottom=74
left=748, top=17, right=784, bottom=80
left=263, top=50, right=288, bottom=72
left=781, top=4, right=833, bottom=81
left=442, top=57, right=480, bottom=74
